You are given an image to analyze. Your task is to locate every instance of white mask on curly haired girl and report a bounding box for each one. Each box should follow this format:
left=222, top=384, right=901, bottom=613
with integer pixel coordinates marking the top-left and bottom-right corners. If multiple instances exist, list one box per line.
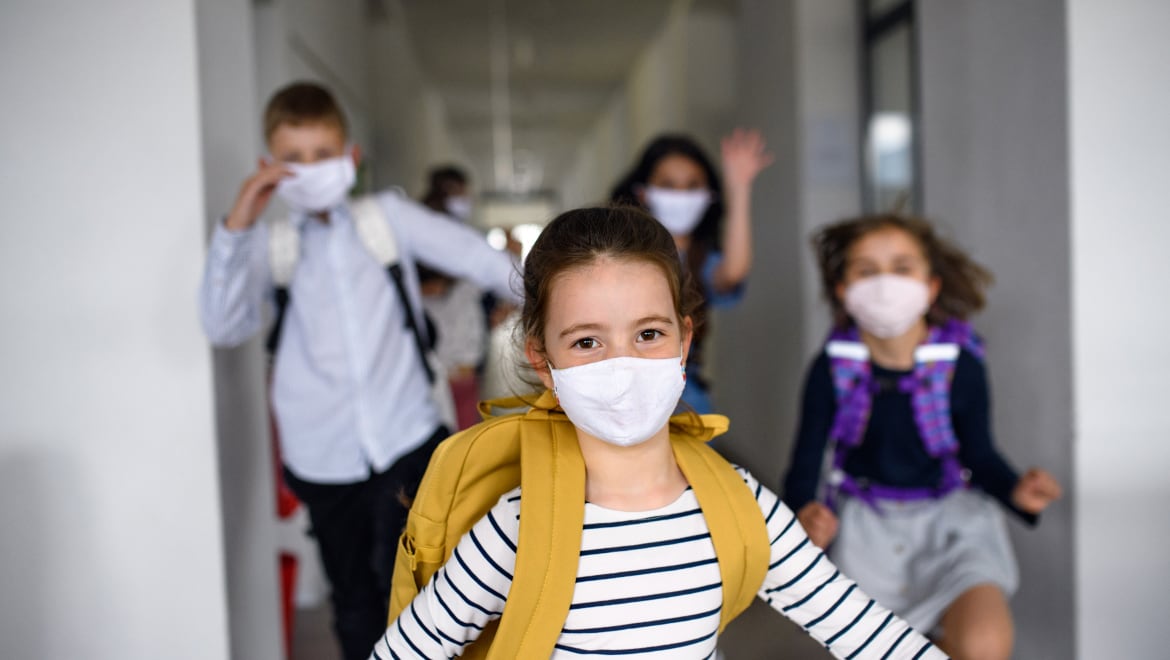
left=843, top=274, right=931, bottom=338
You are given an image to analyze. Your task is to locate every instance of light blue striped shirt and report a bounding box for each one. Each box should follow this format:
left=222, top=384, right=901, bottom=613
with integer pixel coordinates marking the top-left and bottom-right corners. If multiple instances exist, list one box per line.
left=199, top=191, right=519, bottom=483
left=375, top=468, right=945, bottom=659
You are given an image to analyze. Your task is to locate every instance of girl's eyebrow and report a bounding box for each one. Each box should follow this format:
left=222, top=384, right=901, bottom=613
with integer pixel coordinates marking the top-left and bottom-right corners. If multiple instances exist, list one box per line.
left=636, top=315, right=675, bottom=327
left=559, top=322, right=604, bottom=338
left=558, top=315, right=674, bottom=338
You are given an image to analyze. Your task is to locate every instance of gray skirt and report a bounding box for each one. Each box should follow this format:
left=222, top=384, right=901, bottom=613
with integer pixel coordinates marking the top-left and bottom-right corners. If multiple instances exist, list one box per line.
left=828, top=488, right=1019, bottom=633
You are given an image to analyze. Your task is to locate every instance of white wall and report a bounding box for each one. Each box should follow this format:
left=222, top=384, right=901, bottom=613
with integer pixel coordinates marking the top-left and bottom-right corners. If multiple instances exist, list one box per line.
left=1068, top=1, right=1170, bottom=656
left=0, top=1, right=228, bottom=659
left=195, top=1, right=283, bottom=659
left=918, top=3, right=1075, bottom=657
left=367, top=15, right=471, bottom=195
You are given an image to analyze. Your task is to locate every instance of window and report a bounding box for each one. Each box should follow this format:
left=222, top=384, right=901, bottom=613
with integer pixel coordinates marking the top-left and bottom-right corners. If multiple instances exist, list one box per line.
left=860, top=0, right=919, bottom=214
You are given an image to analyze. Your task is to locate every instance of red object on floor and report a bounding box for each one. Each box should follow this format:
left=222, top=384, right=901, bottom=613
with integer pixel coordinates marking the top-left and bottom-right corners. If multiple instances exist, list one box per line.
left=270, top=374, right=301, bottom=659
left=269, top=394, right=301, bottom=519
left=280, top=552, right=298, bottom=660
left=449, top=373, right=481, bottom=431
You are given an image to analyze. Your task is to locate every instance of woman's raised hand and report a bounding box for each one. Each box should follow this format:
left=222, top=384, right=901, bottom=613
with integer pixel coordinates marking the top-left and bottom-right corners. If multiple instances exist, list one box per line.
left=721, top=128, right=774, bottom=190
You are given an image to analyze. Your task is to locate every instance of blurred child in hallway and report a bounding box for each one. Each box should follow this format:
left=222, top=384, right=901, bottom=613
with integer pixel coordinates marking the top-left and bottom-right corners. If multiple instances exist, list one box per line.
left=783, top=213, right=1062, bottom=659
left=198, top=82, right=519, bottom=660
left=416, top=164, right=492, bottom=430
left=611, top=130, right=773, bottom=413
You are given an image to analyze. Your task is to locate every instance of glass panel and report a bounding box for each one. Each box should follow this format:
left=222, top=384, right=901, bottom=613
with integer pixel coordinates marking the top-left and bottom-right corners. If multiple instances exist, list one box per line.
left=867, top=0, right=909, bottom=20
left=865, top=22, right=915, bottom=213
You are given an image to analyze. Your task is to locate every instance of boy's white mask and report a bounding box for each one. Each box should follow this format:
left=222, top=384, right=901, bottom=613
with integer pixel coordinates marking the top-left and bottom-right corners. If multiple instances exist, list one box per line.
left=445, top=195, right=472, bottom=222
left=644, top=186, right=711, bottom=236
left=550, top=356, right=685, bottom=447
left=275, top=153, right=356, bottom=213
left=843, top=274, right=931, bottom=338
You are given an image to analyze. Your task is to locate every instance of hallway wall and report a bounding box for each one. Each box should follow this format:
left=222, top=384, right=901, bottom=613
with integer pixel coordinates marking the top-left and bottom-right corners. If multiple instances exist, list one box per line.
left=195, top=0, right=282, bottom=658
left=918, top=3, right=1075, bottom=657
left=0, top=1, right=229, bottom=658
left=1068, top=0, right=1170, bottom=655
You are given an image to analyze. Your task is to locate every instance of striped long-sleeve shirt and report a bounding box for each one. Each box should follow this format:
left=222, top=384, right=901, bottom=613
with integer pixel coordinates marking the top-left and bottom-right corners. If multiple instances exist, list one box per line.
left=372, top=468, right=945, bottom=659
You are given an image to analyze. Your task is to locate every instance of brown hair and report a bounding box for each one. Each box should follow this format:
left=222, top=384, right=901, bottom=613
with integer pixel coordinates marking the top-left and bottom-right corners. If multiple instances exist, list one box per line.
left=421, top=165, right=469, bottom=213
left=521, top=205, right=702, bottom=357
left=262, top=81, right=348, bottom=142
left=813, top=213, right=993, bottom=328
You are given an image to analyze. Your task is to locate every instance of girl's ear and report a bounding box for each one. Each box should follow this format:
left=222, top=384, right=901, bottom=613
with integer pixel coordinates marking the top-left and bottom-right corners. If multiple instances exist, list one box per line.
left=928, top=274, right=942, bottom=305
left=680, top=316, right=695, bottom=365
left=351, top=143, right=363, bottom=169
left=834, top=281, right=847, bottom=304
left=634, top=184, right=647, bottom=207
left=525, top=338, right=555, bottom=391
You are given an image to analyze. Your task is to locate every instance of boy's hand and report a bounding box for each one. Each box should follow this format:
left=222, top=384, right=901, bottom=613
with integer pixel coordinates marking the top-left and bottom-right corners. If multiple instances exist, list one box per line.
left=796, top=502, right=839, bottom=549
left=1011, top=468, right=1063, bottom=514
left=224, top=159, right=292, bottom=231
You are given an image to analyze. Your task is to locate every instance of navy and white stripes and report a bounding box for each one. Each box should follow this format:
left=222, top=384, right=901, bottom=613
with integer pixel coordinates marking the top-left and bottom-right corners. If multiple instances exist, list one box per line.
left=372, top=469, right=944, bottom=659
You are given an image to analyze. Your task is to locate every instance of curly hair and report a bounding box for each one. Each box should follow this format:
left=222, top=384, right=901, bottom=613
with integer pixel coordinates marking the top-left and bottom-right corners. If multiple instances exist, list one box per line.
left=812, top=213, right=993, bottom=328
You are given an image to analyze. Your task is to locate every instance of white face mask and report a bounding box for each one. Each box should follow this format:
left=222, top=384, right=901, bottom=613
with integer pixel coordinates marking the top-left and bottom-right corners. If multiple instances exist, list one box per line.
left=445, top=195, right=472, bottom=221
left=275, top=153, right=356, bottom=213
left=550, top=356, right=685, bottom=447
left=843, top=274, right=931, bottom=338
left=644, top=186, right=711, bottom=235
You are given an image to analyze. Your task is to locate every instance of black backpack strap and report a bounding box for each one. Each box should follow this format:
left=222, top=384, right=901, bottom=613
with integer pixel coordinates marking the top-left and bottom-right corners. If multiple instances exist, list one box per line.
left=266, top=196, right=436, bottom=385
left=265, top=286, right=291, bottom=358
left=386, top=263, right=435, bottom=384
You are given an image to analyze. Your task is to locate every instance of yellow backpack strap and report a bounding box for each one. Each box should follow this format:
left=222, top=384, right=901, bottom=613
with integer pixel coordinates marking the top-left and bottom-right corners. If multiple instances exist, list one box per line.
left=477, top=389, right=560, bottom=420
left=487, top=406, right=585, bottom=659
left=672, top=434, right=771, bottom=633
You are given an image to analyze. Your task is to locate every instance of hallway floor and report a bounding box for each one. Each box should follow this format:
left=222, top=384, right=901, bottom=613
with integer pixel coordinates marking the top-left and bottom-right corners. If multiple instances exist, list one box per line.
left=292, top=605, right=340, bottom=660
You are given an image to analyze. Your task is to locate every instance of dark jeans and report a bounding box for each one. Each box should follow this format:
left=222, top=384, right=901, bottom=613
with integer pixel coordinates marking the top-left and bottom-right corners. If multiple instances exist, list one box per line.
left=283, top=426, right=447, bottom=660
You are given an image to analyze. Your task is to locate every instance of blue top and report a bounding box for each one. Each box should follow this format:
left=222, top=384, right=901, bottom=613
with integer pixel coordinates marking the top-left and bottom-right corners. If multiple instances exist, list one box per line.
left=681, top=251, right=745, bottom=414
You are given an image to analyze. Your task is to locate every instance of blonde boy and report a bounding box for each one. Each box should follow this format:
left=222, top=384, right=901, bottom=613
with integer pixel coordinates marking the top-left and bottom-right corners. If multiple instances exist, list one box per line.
left=199, top=82, right=518, bottom=660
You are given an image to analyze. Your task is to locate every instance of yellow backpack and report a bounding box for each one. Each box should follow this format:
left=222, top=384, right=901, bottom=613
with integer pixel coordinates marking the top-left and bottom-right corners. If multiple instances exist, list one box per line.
left=388, top=390, right=771, bottom=659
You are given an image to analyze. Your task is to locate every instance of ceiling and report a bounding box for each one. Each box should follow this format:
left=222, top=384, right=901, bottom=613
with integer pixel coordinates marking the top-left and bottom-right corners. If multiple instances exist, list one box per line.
left=394, top=0, right=681, bottom=194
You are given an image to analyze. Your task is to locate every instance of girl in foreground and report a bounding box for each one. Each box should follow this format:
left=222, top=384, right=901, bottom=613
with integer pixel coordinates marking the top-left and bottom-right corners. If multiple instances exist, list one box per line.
left=371, top=206, right=943, bottom=659
left=784, top=214, right=1061, bottom=659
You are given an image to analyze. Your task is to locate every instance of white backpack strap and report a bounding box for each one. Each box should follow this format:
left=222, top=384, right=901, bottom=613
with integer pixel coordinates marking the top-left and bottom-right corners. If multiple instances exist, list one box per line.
left=826, top=340, right=869, bottom=361
left=915, top=343, right=960, bottom=363
left=268, top=214, right=300, bottom=287
left=349, top=195, right=399, bottom=266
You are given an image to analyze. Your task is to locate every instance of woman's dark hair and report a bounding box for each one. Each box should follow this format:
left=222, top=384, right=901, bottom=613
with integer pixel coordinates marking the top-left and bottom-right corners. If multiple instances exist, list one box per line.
left=521, top=205, right=702, bottom=357
left=609, top=134, right=725, bottom=250
left=813, top=213, right=994, bottom=328
left=421, top=165, right=468, bottom=213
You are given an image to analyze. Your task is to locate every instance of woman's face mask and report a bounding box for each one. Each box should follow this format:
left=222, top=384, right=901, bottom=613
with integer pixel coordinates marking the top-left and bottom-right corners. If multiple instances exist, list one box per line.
left=643, top=186, right=711, bottom=236
left=550, top=356, right=686, bottom=447
left=275, top=152, right=356, bottom=213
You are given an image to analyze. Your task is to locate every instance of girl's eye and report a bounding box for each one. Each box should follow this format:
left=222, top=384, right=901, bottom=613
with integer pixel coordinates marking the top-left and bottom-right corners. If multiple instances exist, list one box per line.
left=637, top=329, right=664, bottom=342
left=572, top=337, right=597, bottom=350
